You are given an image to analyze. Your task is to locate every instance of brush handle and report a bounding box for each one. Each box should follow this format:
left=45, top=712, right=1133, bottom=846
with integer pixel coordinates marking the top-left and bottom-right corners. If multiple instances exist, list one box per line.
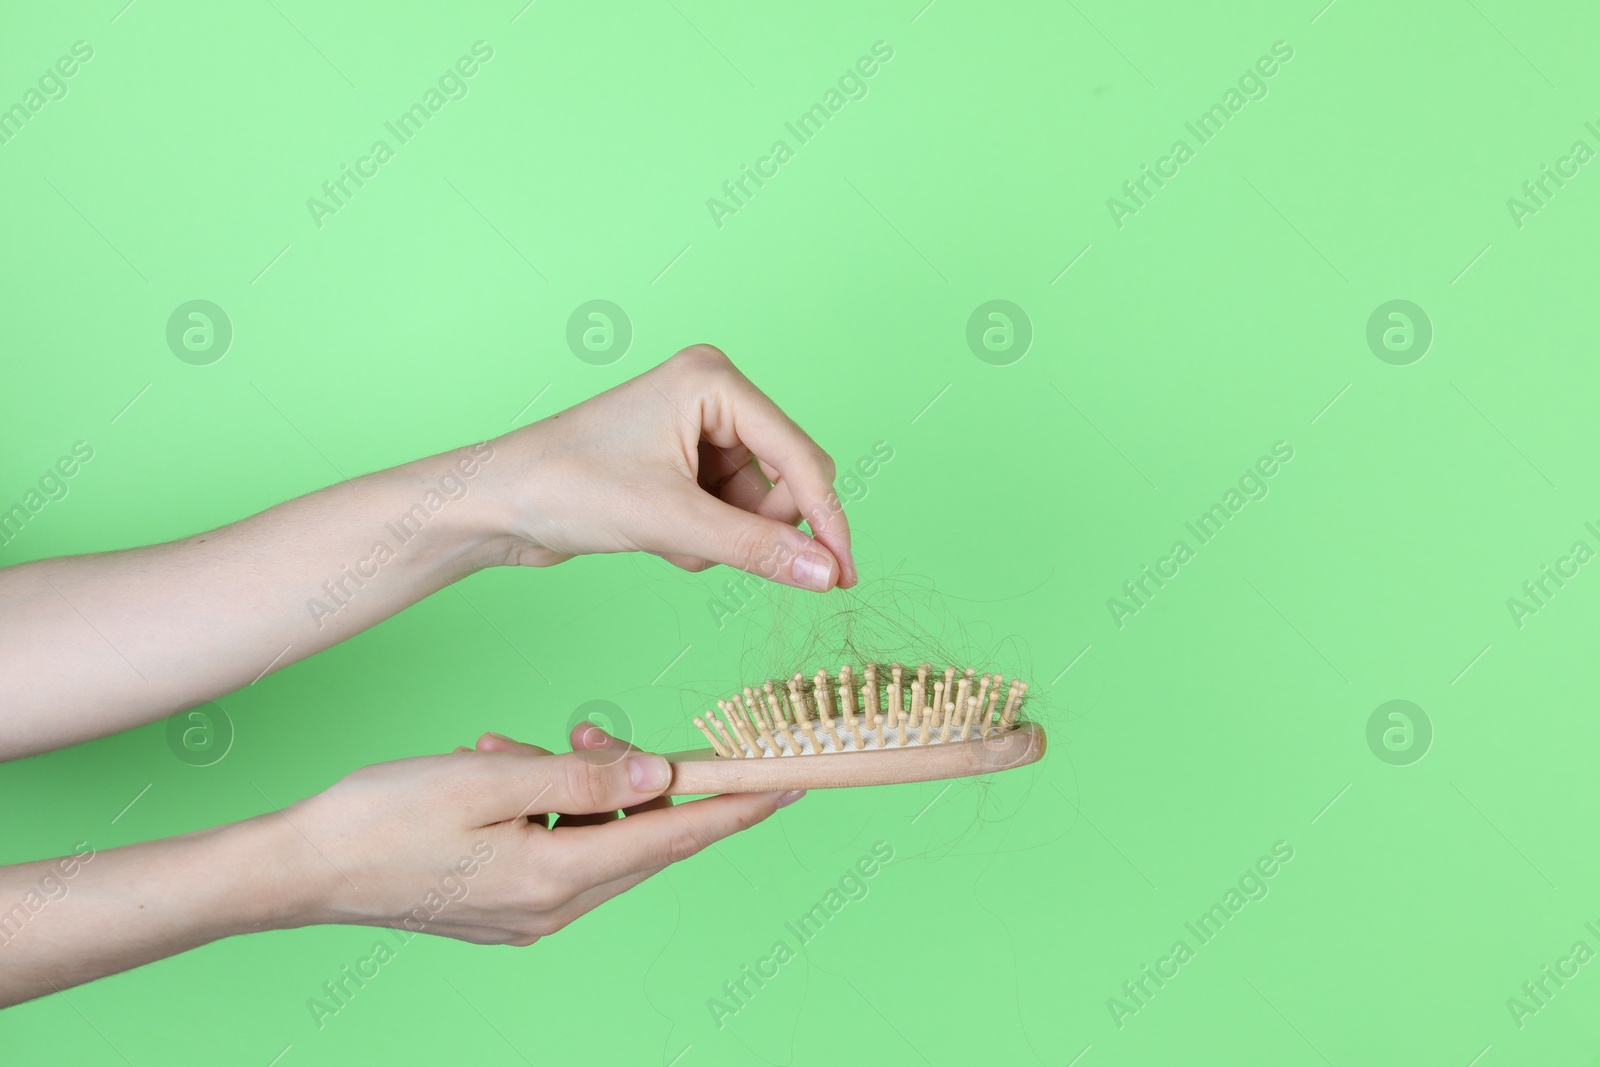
left=661, top=722, right=1047, bottom=795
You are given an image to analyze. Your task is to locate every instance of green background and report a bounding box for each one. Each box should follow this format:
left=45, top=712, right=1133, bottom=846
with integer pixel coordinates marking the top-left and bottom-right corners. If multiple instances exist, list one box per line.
left=3, top=0, right=1598, bottom=1063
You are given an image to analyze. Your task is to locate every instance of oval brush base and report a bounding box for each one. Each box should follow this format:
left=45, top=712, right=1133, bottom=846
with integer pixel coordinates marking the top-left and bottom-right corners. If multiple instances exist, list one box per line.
left=663, top=722, right=1047, bottom=795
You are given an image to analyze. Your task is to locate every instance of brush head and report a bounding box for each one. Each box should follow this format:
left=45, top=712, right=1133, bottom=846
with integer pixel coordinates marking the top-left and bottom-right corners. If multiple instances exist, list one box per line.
left=667, top=663, right=1044, bottom=794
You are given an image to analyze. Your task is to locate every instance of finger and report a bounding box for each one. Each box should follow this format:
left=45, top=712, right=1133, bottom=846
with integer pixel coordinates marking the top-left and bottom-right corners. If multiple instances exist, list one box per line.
left=713, top=468, right=801, bottom=527
left=469, top=734, right=557, bottom=824
left=476, top=732, right=552, bottom=757
left=622, top=794, right=674, bottom=817
left=668, top=489, right=842, bottom=592
left=698, top=441, right=791, bottom=523
left=553, top=725, right=645, bottom=824
left=696, top=440, right=761, bottom=495
left=555, top=790, right=801, bottom=884
left=464, top=748, right=674, bottom=824
left=651, top=494, right=804, bottom=572
left=693, top=355, right=857, bottom=587
left=570, top=722, right=630, bottom=752
left=746, top=479, right=801, bottom=527
left=568, top=726, right=671, bottom=814
left=714, top=456, right=775, bottom=515
left=568, top=721, right=633, bottom=771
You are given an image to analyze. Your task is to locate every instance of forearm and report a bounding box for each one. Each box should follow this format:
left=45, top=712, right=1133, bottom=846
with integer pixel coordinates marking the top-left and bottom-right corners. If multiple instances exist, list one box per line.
left=0, top=812, right=321, bottom=1008
left=0, top=442, right=511, bottom=759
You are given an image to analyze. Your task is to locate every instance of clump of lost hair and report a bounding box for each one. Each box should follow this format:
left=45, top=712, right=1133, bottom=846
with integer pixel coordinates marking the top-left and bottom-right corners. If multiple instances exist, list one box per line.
left=720, top=573, right=1045, bottom=719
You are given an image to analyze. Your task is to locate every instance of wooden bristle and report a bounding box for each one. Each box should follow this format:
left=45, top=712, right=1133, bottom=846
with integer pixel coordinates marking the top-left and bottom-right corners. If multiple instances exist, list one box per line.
left=814, top=670, right=835, bottom=727
left=743, top=689, right=776, bottom=753
left=761, top=682, right=782, bottom=725
left=788, top=677, right=819, bottom=750
left=698, top=663, right=1029, bottom=759
left=758, top=686, right=782, bottom=731
left=865, top=663, right=880, bottom=728
left=997, top=680, right=1018, bottom=729
left=695, top=717, right=730, bottom=757
left=984, top=676, right=1004, bottom=730
left=789, top=675, right=809, bottom=722
left=732, top=698, right=761, bottom=751
left=1000, top=680, right=1028, bottom=731
left=708, top=711, right=741, bottom=757
left=717, top=700, right=749, bottom=755
left=840, top=666, right=862, bottom=747
left=821, top=723, right=839, bottom=753
left=727, top=692, right=755, bottom=751
left=765, top=682, right=799, bottom=750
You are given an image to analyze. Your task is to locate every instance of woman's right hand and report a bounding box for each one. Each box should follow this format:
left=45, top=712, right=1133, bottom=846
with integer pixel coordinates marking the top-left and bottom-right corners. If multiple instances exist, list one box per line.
left=283, top=727, right=801, bottom=946
left=481, top=345, right=859, bottom=591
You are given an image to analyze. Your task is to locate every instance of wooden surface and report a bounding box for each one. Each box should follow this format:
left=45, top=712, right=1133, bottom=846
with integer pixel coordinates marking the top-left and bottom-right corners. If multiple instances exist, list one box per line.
left=663, top=722, right=1047, bottom=795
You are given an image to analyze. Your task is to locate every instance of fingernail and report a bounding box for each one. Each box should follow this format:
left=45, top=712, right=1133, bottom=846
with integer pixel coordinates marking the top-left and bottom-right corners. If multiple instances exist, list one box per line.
left=628, top=754, right=670, bottom=792
left=487, top=731, right=513, bottom=742
left=791, top=551, right=834, bottom=591
left=776, top=789, right=806, bottom=808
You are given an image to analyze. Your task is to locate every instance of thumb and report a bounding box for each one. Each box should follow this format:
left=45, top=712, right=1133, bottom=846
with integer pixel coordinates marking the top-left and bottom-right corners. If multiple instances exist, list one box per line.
left=670, top=490, right=841, bottom=592
left=475, top=731, right=551, bottom=756
left=467, top=747, right=672, bottom=823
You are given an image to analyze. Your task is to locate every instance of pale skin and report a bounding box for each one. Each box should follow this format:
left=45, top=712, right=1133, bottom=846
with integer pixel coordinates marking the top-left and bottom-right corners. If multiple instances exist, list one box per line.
left=0, top=345, right=857, bottom=1008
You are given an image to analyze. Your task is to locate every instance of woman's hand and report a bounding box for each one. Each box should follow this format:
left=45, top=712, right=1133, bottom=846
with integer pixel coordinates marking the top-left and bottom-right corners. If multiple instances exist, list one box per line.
left=0, top=343, right=854, bottom=757
left=0, top=730, right=799, bottom=1006
left=288, top=725, right=801, bottom=945
left=484, top=344, right=858, bottom=591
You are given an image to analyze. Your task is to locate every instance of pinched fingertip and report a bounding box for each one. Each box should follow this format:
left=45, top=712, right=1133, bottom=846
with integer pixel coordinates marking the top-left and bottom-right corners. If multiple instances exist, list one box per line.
left=571, top=722, right=629, bottom=751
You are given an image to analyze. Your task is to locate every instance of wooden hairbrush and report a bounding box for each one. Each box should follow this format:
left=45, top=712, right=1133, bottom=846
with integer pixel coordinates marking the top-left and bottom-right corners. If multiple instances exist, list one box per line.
left=665, top=662, right=1046, bottom=795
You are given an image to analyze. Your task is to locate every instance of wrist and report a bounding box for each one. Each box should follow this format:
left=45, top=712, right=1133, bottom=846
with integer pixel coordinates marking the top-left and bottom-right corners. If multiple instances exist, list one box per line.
left=466, top=425, right=572, bottom=568
left=226, top=806, right=343, bottom=933
left=385, top=441, right=517, bottom=576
